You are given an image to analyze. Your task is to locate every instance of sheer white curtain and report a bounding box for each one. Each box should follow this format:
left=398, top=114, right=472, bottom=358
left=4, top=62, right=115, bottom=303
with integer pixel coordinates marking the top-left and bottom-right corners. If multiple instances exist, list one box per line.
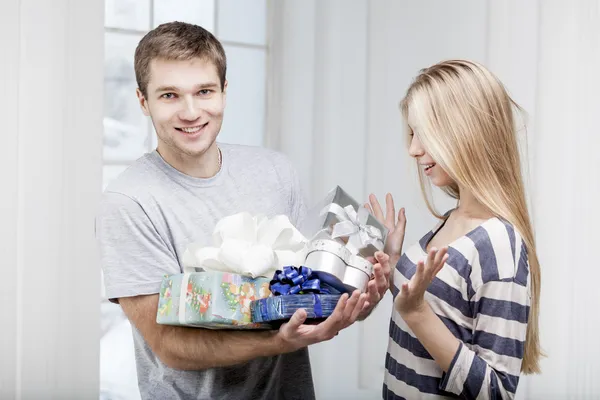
left=527, top=2, right=600, bottom=399
left=0, top=0, right=103, bottom=398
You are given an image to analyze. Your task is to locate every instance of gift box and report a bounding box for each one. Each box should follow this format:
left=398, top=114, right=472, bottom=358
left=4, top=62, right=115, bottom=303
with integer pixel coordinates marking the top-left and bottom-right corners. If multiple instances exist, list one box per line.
left=296, top=186, right=389, bottom=292
left=157, top=212, right=309, bottom=329
left=298, top=185, right=388, bottom=257
left=182, top=212, right=307, bottom=279
left=156, top=271, right=273, bottom=329
left=249, top=266, right=342, bottom=325
left=251, top=294, right=342, bottom=325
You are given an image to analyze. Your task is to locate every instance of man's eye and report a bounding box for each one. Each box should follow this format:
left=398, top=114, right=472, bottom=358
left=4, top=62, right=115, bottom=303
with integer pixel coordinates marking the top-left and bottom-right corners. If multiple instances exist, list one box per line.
left=161, top=93, right=176, bottom=99
left=198, top=89, right=212, bottom=95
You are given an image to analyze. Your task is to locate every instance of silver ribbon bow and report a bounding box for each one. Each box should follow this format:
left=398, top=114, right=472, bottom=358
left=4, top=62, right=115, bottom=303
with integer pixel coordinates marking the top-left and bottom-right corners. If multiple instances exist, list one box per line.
left=320, top=203, right=383, bottom=254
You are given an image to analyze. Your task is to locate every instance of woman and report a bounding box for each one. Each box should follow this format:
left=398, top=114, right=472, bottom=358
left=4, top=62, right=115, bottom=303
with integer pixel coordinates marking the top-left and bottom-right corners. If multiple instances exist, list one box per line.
left=369, top=60, right=541, bottom=399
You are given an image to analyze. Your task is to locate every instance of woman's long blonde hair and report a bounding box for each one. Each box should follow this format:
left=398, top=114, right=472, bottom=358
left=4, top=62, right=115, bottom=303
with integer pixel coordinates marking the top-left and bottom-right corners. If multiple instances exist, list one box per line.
left=401, top=60, right=542, bottom=374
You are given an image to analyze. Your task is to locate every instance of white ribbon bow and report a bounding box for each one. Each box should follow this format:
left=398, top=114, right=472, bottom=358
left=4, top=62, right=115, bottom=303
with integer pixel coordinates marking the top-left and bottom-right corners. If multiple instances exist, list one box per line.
left=320, top=203, right=383, bottom=254
left=182, top=212, right=308, bottom=278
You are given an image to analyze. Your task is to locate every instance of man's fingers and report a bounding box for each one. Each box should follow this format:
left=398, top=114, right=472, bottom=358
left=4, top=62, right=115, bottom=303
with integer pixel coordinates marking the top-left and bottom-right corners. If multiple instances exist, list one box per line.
left=373, top=262, right=383, bottom=278
left=376, top=252, right=392, bottom=285
left=329, top=293, right=349, bottom=321
left=377, top=252, right=392, bottom=278
left=375, top=251, right=390, bottom=269
left=335, top=293, right=350, bottom=313
left=362, top=301, right=371, bottom=311
left=351, top=293, right=369, bottom=321
left=318, top=293, right=349, bottom=333
left=342, top=290, right=361, bottom=321
left=367, top=279, right=381, bottom=305
left=373, top=263, right=388, bottom=295
left=284, top=308, right=307, bottom=332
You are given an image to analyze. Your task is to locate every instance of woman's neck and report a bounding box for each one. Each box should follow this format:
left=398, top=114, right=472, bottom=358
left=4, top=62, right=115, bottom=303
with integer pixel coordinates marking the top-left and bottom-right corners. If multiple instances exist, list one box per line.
left=454, top=187, right=494, bottom=220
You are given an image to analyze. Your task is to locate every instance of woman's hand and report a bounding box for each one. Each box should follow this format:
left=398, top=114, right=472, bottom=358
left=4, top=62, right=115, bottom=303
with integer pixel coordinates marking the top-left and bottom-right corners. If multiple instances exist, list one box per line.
left=366, top=193, right=406, bottom=271
left=394, top=247, right=448, bottom=320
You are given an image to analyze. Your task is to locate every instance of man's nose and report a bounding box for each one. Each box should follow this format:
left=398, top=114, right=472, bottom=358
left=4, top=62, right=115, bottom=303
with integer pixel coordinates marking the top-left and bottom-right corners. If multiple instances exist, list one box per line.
left=178, top=96, right=201, bottom=121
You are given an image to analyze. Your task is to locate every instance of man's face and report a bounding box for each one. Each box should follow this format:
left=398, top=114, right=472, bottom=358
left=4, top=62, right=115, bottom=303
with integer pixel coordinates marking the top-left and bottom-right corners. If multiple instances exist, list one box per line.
left=137, top=58, right=227, bottom=159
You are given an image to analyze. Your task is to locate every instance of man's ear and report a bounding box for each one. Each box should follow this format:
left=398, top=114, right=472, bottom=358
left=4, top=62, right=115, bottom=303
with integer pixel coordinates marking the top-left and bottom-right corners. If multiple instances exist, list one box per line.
left=222, top=80, right=228, bottom=106
left=136, top=88, right=150, bottom=116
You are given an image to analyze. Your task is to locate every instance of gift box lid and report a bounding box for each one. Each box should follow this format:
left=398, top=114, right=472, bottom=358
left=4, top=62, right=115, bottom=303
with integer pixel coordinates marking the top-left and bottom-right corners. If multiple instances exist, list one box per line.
left=298, top=185, right=389, bottom=249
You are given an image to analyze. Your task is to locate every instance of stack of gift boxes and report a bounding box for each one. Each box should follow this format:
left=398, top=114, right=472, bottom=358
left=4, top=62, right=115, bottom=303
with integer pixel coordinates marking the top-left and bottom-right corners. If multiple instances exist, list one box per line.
left=156, top=186, right=388, bottom=330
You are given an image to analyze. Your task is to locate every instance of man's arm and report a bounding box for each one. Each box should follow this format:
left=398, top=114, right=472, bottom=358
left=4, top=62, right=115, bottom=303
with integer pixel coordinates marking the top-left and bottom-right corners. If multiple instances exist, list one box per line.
left=100, top=179, right=367, bottom=371
left=120, top=289, right=367, bottom=371
left=120, top=294, right=279, bottom=370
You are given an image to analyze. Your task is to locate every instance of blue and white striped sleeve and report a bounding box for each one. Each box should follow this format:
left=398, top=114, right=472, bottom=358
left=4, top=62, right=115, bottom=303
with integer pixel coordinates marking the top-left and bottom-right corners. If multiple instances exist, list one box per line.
left=439, top=223, right=530, bottom=399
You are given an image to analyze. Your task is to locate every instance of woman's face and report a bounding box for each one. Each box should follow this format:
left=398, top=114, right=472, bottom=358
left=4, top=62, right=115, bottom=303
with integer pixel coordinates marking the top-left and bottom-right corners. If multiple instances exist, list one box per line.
left=407, top=115, right=454, bottom=188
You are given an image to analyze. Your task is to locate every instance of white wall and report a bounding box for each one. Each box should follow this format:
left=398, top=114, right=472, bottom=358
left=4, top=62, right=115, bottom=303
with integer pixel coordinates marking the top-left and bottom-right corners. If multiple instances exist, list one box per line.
left=0, top=0, right=103, bottom=398
left=272, top=1, right=600, bottom=399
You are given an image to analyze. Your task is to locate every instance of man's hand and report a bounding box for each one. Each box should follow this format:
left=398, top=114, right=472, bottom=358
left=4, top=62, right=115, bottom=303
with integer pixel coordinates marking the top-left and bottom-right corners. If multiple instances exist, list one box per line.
left=276, top=290, right=368, bottom=353
left=356, top=251, right=391, bottom=320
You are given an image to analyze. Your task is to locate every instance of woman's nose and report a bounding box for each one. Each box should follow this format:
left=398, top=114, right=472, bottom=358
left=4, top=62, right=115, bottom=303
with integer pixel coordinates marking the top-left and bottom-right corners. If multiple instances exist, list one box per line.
left=408, top=135, right=425, bottom=158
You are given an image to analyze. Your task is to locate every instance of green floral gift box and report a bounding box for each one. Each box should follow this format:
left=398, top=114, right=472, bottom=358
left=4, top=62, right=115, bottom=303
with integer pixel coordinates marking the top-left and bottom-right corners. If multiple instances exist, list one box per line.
left=156, top=271, right=272, bottom=329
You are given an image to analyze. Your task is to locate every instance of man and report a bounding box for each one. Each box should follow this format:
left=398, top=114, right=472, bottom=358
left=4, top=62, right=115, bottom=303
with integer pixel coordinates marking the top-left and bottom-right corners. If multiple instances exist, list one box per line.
left=96, top=21, right=390, bottom=400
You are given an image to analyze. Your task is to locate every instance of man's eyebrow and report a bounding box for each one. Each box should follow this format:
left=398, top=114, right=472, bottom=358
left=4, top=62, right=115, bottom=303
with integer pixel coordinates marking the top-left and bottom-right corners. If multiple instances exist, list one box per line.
left=154, top=82, right=219, bottom=93
left=154, top=85, right=179, bottom=93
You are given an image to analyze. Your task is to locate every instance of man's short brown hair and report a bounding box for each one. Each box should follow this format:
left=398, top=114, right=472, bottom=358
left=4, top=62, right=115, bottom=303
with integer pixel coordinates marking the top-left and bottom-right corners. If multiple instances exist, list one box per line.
left=134, top=21, right=227, bottom=98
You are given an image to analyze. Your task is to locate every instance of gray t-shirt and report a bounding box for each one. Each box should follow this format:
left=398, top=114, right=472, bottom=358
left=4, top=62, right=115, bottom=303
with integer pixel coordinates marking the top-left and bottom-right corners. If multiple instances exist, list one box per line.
left=96, top=143, right=314, bottom=400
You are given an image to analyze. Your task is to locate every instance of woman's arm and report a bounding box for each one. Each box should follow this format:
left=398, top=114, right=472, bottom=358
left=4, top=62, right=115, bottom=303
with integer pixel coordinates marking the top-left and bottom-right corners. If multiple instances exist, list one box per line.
left=398, top=247, right=528, bottom=400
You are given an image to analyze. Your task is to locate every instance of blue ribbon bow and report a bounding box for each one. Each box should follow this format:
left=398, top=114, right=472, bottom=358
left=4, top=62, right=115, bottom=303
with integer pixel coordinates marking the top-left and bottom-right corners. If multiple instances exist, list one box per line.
left=270, top=266, right=337, bottom=296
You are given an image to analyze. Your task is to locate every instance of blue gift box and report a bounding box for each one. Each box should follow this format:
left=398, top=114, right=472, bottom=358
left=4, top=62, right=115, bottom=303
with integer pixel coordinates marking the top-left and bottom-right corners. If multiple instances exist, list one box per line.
left=249, top=265, right=344, bottom=325
left=250, top=294, right=342, bottom=323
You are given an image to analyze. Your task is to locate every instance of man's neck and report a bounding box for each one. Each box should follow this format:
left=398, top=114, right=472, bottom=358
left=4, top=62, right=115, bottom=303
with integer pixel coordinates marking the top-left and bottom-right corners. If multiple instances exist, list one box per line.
left=157, top=142, right=221, bottom=179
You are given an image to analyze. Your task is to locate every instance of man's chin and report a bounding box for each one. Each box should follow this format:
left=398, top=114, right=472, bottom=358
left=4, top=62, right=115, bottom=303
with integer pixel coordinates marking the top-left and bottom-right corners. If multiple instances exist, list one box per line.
left=176, top=141, right=215, bottom=158
left=179, top=147, right=209, bottom=158
left=157, top=131, right=218, bottom=158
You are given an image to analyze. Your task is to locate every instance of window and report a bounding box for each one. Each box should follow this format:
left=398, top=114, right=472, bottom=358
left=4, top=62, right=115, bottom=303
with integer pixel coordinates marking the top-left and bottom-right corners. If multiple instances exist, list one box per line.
left=100, top=2, right=268, bottom=398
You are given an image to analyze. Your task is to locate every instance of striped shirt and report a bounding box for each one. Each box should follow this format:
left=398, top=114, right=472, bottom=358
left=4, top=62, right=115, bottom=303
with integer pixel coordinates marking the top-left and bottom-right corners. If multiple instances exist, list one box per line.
left=383, top=216, right=530, bottom=400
